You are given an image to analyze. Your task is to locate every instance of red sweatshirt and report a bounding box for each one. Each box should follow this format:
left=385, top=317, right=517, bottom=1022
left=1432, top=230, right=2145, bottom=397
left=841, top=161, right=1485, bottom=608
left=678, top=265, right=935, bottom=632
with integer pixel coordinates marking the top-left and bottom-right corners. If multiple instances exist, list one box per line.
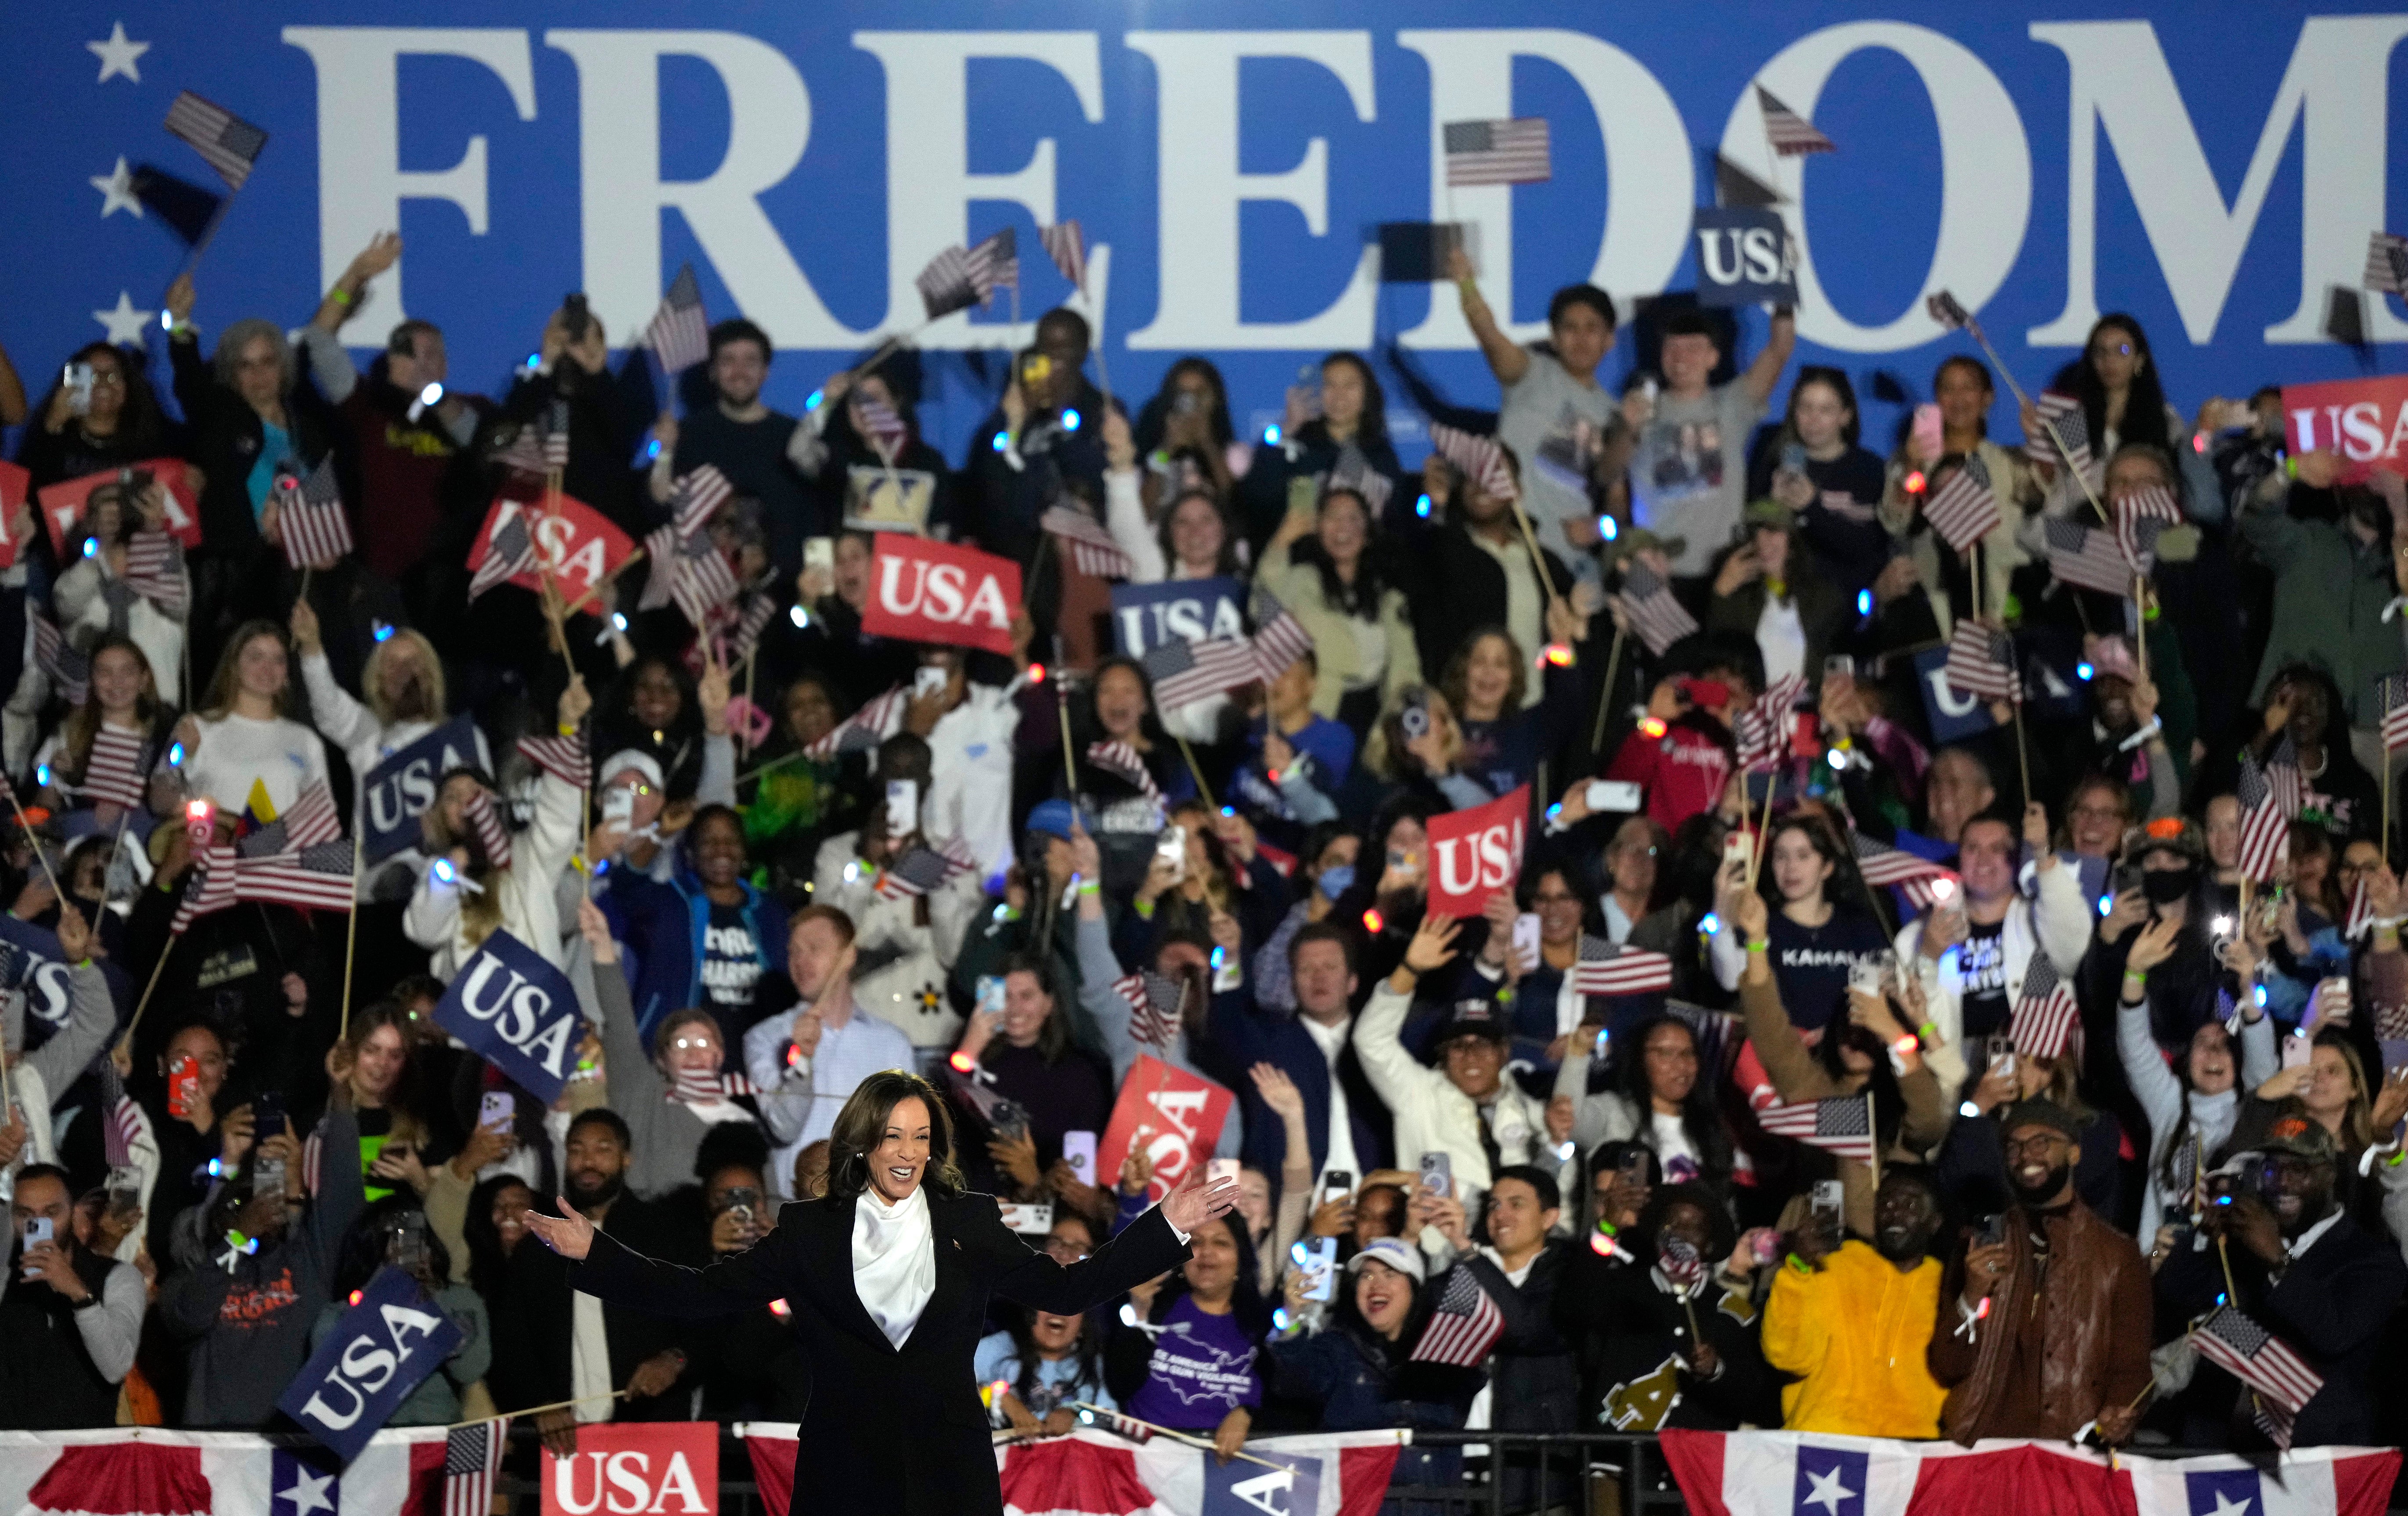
left=1605, top=717, right=1733, bottom=832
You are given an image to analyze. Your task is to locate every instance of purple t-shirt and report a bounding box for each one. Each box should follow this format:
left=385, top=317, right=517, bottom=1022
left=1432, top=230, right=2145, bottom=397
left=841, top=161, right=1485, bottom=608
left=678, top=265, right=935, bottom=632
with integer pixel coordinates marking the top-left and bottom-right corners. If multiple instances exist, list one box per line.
left=1124, top=1294, right=1263, bottom=1430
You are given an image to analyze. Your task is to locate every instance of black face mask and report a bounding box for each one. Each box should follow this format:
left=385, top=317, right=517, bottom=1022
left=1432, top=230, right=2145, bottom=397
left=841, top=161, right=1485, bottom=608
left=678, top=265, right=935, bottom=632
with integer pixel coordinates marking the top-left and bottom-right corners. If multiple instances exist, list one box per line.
left=2142, top=865, right=2196, bottom=905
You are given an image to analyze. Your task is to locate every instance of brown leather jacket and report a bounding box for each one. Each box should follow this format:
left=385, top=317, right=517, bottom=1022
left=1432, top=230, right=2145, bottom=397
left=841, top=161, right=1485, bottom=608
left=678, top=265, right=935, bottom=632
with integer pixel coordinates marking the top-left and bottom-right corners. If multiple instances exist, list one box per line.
left=1927, top=1199, right=2152, bottom=1445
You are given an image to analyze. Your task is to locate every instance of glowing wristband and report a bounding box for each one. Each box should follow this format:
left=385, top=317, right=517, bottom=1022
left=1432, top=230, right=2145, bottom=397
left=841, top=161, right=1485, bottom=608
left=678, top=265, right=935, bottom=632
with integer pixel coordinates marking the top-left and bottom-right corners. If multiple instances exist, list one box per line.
left=1743, top=938, right=1770, bottom=954
left=1133, top=898, right=1155, bottom=920
left=329, top=286, right=355, bottom=306
left=1077, top=880, right=1100, bottom=897
left=1890, top=1033, right=1920, bottom=1058
left=1918, top=1022, right=1939, bottom=1041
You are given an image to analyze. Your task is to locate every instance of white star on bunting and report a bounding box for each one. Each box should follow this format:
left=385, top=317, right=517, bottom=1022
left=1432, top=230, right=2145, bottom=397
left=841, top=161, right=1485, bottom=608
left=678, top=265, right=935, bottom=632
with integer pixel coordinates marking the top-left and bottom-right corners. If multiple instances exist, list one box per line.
left=93, top=291, right=155, bottom=346
left=91, top=156, right=142, bottom=218
left=87, top=23, right=149, bottom=84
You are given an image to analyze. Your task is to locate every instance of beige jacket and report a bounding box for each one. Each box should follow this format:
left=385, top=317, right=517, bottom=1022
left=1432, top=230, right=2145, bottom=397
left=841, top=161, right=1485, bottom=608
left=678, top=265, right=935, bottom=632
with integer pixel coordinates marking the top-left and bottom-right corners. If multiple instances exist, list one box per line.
left=1257, top=538, right=1422, bottom=720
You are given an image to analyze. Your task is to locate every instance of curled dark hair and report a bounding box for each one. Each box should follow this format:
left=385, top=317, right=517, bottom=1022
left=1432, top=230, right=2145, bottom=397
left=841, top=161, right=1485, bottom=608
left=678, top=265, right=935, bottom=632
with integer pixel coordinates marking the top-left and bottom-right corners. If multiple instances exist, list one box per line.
left=1611, top=1016, right=1735, bottom=1186
left=826, top=1070, right=966, bottom=1202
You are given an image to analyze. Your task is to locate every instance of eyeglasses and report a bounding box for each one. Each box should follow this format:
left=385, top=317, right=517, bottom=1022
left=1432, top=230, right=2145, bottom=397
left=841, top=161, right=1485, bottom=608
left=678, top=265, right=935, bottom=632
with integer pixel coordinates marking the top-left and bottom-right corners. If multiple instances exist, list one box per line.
left=2002, top=1134, right=2070, bottom=1160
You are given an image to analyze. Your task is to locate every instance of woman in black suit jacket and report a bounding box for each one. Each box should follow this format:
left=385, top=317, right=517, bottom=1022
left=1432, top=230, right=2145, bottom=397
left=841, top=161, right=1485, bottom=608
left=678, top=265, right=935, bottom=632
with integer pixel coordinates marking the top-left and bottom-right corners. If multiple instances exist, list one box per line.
left=527, top=1068, right=1235, bottom=1516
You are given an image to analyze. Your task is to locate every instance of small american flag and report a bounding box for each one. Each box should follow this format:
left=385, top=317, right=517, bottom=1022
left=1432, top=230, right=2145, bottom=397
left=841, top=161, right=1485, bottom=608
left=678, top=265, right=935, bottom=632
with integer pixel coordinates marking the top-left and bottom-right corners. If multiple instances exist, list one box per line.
left=1657, top=1236, right=1708, bottom=1293
left=273, top=457, right=353, bottom=571
left=804, top=686, right=905, bottom=760
left=669, top=464, right=734, bottom=537
left=1041, top=505, right=1131, bottom=580
left=31, top=614, right=90, bottom=706
left=915, top=245, right=983, bottom=322
left=442, top=1419, right=508, bottom=1516
left=2008, top=955, right=2082, bottom=1062
left=2345, top=877, right=2374, bottom=941
left=1925, top=290, right=1972, bottom=330
left=1442, top=118, right=1552, bottom=187
left=2379, top=673, right=2408, bottom=755
left=489, top=423, right=549, bottom=481
left=1411, top=1266, right=1505, bottom=1367
left=1570, top=937, right=1674, bottom=997
left=1756, top=86, right=1835, bottom=156
left=876, top=842, right=976, bottom=901
left=1249, top=591, right=1316, bottom=685
left=646, top=264, right=710, bottom=374
left=1426, top=422, right=1517, bottom=502
left=1084, top=740, right=1162, bottom=803
left=1041, top=220, right=1087, bottom=292
left=164, top=91, right=268, bottom=190
left=1114, top=969, right=1187, bottom=1051
left=2032, top=391, right=2093, bottom=480
left=1616, top=562, right=1699, bottom=657
left=2192, top=1305, right=2323, bottom=1448
left=171, top=843, right=239, bottom=934
left=2235, top=739, right=2298, bottom=884
left=1732, top=673, right=1805, bottom=773
left=723, top=593, right=778, bottom=667
left=1325, top=446, right=1396, bottom=519
left=969, top=226, right=1019, bottom=292
left=1757, top=1093, right=1875, bottom=1161
left=670, top=539, right=741, bottom=628
left=1942, top=619, right=2020, bottom=703
left=101, top=1080, right=145, bottom=1171
left=83, top=725, right=149, bottom=811
left=2112, top=485, right=2182, bottom=575
left=469, top=509, right=539, bottom=600
left=283, top=780, right=343, bottom=849
left=123, top=532, right=187, bottom=616
left=1922, top=454, right=1999, bottom=553
left=856, top=398, right=909, bottom=459
left=517, top=730, right=591, bottom=791
left=1143, top=635, right=1259, bottom=711
left=1849, top=830, right=1955, bottom=909
left=234, top=839, right=356, bottom=912
left=462, top=786, right=513, bottom=870
left=2042, top=519, right=2131, bottom=596
left=2364, top=231, right=2408, bottom=296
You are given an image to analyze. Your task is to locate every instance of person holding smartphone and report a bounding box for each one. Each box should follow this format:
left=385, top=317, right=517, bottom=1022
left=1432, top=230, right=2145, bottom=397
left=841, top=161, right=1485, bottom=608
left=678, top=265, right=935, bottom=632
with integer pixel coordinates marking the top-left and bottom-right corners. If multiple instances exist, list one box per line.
left=0, top=1164, right=144, bottom=1428
left=1759, top=1167, right=1951, bottom=1437
left=1746, top=367, right=1887, bottom=596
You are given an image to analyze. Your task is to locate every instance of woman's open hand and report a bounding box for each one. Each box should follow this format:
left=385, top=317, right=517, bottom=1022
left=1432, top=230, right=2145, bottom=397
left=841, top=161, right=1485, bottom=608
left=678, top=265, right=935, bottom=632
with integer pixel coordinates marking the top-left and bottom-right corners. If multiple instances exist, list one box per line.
left=524, top=1195, right=597, bottom=1260
left=1159, top=1158, right=1238, bottom=1236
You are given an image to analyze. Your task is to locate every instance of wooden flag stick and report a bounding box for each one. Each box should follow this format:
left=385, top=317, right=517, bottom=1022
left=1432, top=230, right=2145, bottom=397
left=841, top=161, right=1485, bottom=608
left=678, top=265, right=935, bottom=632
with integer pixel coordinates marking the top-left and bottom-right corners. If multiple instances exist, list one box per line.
left=449, top=1387, right=630, bottom=1430
left=338, top=831, right=362, bottom=1040
left=2132, top=578, right=2150, bottom=686
left=1175, top=734, right=1215, bottom=812
left=118, top=936, right=178, bottom=1059
left=1747, top=768, right=1779, bottom=887
left=1588, top=623, right=1628, bottom=759
left=1953, top=314, right=2110, bottom=525
left=2384, top=754, right=2393, bottom=871
left=1506, top=497, right=1568, bottom=622
left=1057, top=686, right=1080, bottom=801
left=2011, top=695, right=2034, bottom=807
left=1067, top=1403, right=1287, bottom=1472
left=554, top=550, right=648, bottom=623
left=1865, top=1088, right=1881, bottom=1193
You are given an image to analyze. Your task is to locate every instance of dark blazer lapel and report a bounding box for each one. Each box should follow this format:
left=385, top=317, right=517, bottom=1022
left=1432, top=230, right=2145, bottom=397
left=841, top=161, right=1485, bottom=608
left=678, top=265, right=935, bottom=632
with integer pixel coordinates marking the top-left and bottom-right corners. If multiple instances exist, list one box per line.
left=819, top=1193, right=901, bottom=1354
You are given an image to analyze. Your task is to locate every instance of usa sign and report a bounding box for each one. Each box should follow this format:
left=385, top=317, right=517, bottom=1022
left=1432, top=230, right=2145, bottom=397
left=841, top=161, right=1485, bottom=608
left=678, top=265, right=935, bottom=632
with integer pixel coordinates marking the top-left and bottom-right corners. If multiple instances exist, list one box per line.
left=1426, top=783, right=1531, bottom=918
left=861, top=532, right=1021, bottom=655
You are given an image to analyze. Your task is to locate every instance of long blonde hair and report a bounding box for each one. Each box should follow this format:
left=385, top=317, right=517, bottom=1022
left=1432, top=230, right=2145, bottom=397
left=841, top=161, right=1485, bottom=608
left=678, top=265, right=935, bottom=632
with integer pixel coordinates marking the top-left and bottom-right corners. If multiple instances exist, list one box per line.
left=363, top=629, right=446, bottom=727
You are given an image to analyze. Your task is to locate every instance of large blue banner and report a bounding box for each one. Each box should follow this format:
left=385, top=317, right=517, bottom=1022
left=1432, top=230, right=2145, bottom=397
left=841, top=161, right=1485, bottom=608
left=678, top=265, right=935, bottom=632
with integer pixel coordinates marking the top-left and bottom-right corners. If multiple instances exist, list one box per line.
left=4, top=6, right=2403, bottom=471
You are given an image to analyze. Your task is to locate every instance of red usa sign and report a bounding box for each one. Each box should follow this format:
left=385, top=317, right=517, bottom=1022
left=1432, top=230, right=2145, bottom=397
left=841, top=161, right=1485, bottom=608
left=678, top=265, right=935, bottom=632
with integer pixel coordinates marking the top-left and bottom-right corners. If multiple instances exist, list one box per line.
left=37, top=460, right=203, bottom=555
left=1096, top=1055, right=1235, bottom=1203
left=542, top=1421, right=718, bottom=1515
left=860, top=531, right=1022, bottom=654
left=0, top=462, right=28, bottom=571
left=468, top=493, right=636, bottom=597
left=2283, top=375, right=2408, bottom=482
left=1425, top=783, right=1531, bottom=918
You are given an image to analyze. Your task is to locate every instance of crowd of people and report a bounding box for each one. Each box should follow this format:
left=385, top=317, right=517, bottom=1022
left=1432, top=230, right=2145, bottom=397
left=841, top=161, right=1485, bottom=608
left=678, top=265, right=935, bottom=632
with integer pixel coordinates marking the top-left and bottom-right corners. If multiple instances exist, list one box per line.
left=0, top=222, right=2404, bottom=1502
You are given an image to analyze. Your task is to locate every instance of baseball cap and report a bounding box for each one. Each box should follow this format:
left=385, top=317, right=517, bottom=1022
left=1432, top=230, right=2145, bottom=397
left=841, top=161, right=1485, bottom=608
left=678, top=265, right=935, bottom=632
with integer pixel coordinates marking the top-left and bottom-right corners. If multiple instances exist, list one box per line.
left=2260, top=1115, right=2337, bottom=1165
left=1025, top=798, right=1078, bottom=842
left=1997, top=1098, right=2082, bottom=1142
left=1345, top=1235, right=1425, bottom=1282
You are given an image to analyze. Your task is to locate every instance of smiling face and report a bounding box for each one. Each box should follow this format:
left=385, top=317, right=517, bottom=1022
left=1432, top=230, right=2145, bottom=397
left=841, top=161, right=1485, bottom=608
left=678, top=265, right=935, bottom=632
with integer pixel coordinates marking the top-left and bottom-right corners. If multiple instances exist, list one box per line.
left=1530, top=870, right=1583, bottom=948
left=1956, top=819, right=2016, bottom=904
left=1353, top=1257, right=1415, bottom=1337
left=691, top=810, right=746, bottom=890
left=1485, top=1177, right=1557, bottom=1259
left=1642, top=1022, right=1698, bottom=1106
left=1442, top=1032, right=1505, bottom=1101
left=1000, top=968, right=1053, bottom=1047
left=235, top=633, right=288, bottom=703
left=1934, top=360, right=1990, bottom=436
left=1167, top=494, right=1224, bottom=573
left=1769, top=828, right=1833, bottom=905
left=80, top=349, right=128, bottom=426
left=1028, top=1308, right=1085, bottom=1357
left=630, top=663, right=682, bottom=734
left=1095, top=664, right=1148, bottom=738
left=1316, top=491, right=1369, bottom=565
left=1605, top=819, right=1659, bottom=902
left=2203, top=794, right=2242, bottom=870
left=1183, top=1215, right=1240, bottom=1298
left=1461, top=634, right=1516, bottom=717
left=2067, top=781, right=2127, bottom=857
left=1661, top=333, right=1720, bottom=396
left=711, top=336, right=768, bottom=409
left=490, top=1181, right=534, bottom=1253
left=867, top=1095, right=933, bottom=1205
left=2002, top=1122, right=2076, bottom=1204
left=90, top=644, right=146, bottom=717
left=353, top=1024, right=406, bottom=1103
left=659, top=1018, right=723, bottom=1080
left=1872, top=1178, right=1939, bottom=1264
left=2187, top=1021, right=2235, bottom=1095
left=2264, top=1154, right=2335, bottom=1234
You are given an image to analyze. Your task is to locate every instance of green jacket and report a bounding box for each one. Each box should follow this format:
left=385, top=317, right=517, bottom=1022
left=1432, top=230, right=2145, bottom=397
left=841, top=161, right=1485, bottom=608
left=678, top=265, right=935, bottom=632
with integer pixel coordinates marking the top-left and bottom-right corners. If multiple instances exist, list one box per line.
left=2237, top=499, right=2404, bottom=726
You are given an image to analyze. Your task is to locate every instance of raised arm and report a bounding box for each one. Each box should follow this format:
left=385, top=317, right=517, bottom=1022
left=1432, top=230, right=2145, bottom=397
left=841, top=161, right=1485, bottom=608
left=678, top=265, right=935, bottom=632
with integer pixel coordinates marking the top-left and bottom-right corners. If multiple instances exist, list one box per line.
left=1451, top=248, right=1530, bottom=387
left=1739, top=308, right=1797, bottom=408
left=1354, top=915, right=1463, bottom=1111
left=26, top=915, right=113, bottom=1096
